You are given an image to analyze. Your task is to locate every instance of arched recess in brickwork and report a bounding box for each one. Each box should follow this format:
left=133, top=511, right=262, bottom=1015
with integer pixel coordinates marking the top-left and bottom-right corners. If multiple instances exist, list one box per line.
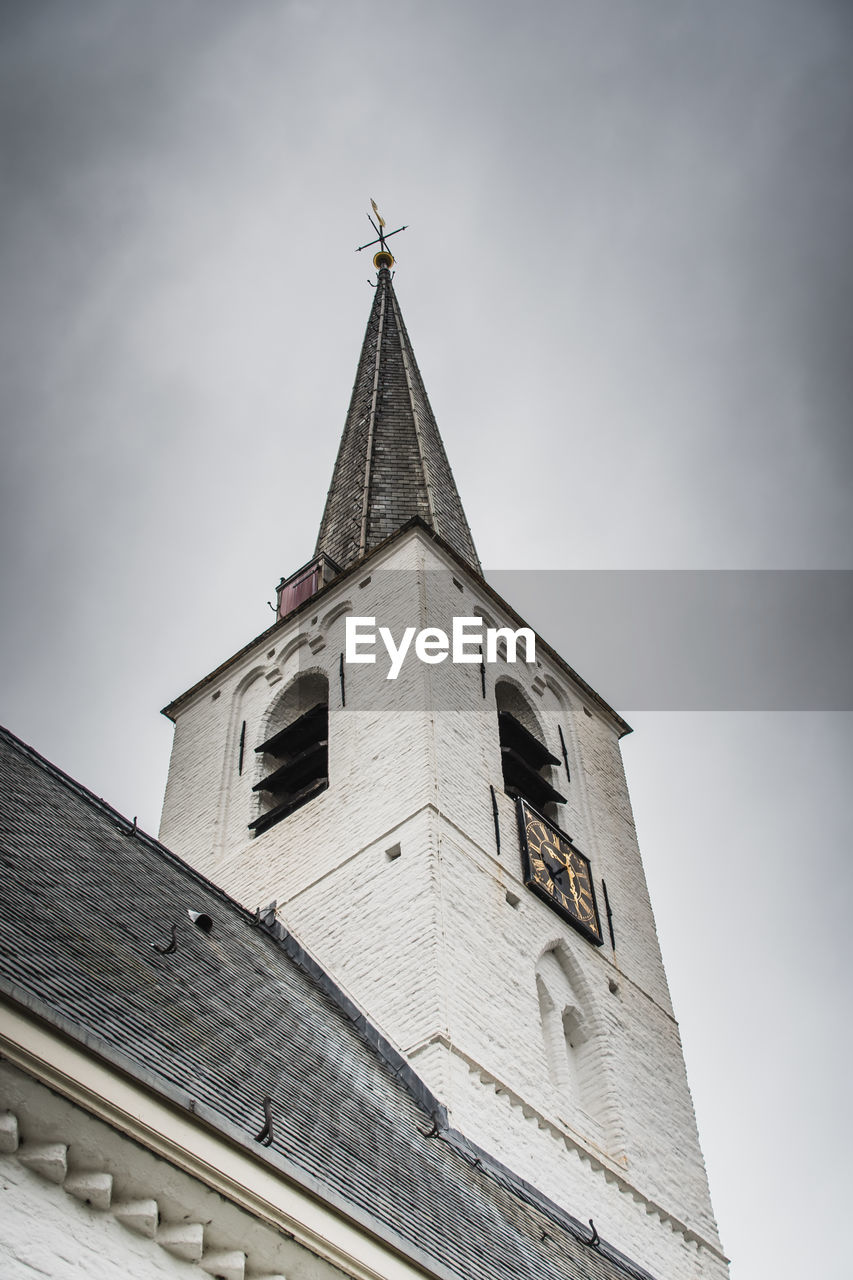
left=495, top=677, right=539, bottom=735
left=495, top=678, right=565, bottom=822
left=472, top=603, right=496, bottom=629
left=278, top=632, right=313, bottom=669
left=249, top=669, right=329, bottom=837
left=212, top=665, right=267, bottom=865
left=320, top=600, right=353, bottom=632
left=535, top=941, right=620, bottom=1151
left=543, top=676, right=577, bottom=775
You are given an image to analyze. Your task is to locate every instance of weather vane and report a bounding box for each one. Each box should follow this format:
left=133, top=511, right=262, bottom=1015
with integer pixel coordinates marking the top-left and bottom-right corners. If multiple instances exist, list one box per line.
left=356, top=199, right=408, bottom=270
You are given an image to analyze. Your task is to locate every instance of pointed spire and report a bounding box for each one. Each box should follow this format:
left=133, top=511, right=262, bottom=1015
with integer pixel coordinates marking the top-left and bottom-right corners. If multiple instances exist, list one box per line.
left=315, top=264, right=481, bottom=574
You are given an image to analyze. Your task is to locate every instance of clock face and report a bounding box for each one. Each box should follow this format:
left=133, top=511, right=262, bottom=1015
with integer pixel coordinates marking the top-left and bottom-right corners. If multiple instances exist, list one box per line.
left=517, top=799, right=603, bottom=946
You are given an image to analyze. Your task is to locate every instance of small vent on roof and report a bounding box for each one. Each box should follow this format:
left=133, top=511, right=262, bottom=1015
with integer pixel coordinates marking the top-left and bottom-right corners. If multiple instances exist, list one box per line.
left=188, top=910, right=213, bottom=934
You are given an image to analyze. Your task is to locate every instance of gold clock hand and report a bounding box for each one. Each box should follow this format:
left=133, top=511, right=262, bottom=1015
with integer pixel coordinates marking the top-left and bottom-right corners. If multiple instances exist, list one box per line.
left=564, top=860, right=583, bottom=911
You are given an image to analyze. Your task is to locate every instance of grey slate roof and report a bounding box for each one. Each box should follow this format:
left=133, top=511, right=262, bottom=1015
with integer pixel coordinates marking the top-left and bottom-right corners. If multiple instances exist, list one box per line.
left=0, top=725, right=656, bottom=1280
left=315, top=267, right=481, bottom=574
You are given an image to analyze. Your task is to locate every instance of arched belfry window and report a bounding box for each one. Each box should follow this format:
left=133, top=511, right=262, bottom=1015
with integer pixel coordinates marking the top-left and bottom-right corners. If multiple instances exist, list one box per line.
left=495, top=680, right=565, bottom=816
left=249, top=673, right=329, bottom=836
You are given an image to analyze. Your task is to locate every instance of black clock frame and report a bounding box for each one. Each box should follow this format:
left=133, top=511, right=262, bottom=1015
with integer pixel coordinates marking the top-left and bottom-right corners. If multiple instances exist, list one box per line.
left=516, top=798, right=604, bottom=946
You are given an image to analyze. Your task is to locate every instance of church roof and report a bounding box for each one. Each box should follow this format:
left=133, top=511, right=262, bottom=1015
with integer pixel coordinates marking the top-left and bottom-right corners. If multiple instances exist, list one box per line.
left=0, top=724, right=654, bottom=1280
left=315, top=266, right=481, bottom=573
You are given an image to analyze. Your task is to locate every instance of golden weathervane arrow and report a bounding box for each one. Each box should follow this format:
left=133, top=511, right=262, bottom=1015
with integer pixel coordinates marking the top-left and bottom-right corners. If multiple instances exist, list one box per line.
left=356, top=201, right=408, bottom=268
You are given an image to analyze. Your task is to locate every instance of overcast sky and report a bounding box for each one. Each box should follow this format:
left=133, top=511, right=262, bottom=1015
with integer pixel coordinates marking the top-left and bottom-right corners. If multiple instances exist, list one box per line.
left=1, top=4, right=851, bottom=1277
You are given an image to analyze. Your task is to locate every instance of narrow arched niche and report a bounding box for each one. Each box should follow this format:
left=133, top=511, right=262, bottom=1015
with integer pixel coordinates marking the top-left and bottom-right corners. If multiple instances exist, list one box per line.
left=495, top=679, right=539, bottom=735
left=535, top=944, right=609, bottom=1136
left=249, top=671, right=329, bottom=837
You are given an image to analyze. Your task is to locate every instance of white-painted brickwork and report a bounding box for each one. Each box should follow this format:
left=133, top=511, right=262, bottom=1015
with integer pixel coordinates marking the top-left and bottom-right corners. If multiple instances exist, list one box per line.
left=440, top=1051, right=728, bottom=1280
left=0, top=1062, right=341, bottom=1280
left=160, top=527, right=728, bottom=1279
left=1, top=1161, right=191, bottom=1280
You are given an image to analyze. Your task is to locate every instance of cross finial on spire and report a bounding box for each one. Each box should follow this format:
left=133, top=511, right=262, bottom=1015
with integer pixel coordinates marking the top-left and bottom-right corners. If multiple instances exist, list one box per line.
left=356, top=200, right=408, bottom=270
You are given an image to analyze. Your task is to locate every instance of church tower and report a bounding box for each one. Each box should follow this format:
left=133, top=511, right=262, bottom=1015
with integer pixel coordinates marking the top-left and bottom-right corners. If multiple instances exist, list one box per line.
left=159, top=232, right=728, bottom=1280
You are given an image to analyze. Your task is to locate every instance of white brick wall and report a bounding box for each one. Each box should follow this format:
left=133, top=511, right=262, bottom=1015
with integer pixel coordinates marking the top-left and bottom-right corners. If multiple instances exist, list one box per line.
left=159, top=527, right=728, bottom=1279
left=1, top=1161, right=193, bottom=1280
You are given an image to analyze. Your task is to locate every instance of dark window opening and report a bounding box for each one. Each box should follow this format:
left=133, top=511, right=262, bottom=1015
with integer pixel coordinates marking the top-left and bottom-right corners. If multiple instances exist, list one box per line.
left=249, top=698, right=328, bottom=836
left=498, top=709, right=565, bottom=812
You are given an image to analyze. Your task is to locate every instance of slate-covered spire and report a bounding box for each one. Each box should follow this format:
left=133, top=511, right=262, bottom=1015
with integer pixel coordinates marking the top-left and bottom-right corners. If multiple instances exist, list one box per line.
left=315, top=264, right=481, bottom=574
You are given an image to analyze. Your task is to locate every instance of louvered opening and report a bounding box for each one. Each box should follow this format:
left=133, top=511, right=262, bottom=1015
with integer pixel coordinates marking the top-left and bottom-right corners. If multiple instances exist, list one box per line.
left=499, top=714, right=566, bottom=809
left=500, top=740, right=566, bottom=810
left=250, top=686, right=329, bottom=836
left=495, top=681, right=565, bottom=819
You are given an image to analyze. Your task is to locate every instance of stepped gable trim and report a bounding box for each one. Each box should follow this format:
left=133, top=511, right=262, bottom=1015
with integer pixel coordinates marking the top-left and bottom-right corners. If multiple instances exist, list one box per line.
left=161, top=518, right=630, bottom=737
left=0, top=724, right=446, bottom=1131
left=454, top=1048, right=726, bottom=1261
